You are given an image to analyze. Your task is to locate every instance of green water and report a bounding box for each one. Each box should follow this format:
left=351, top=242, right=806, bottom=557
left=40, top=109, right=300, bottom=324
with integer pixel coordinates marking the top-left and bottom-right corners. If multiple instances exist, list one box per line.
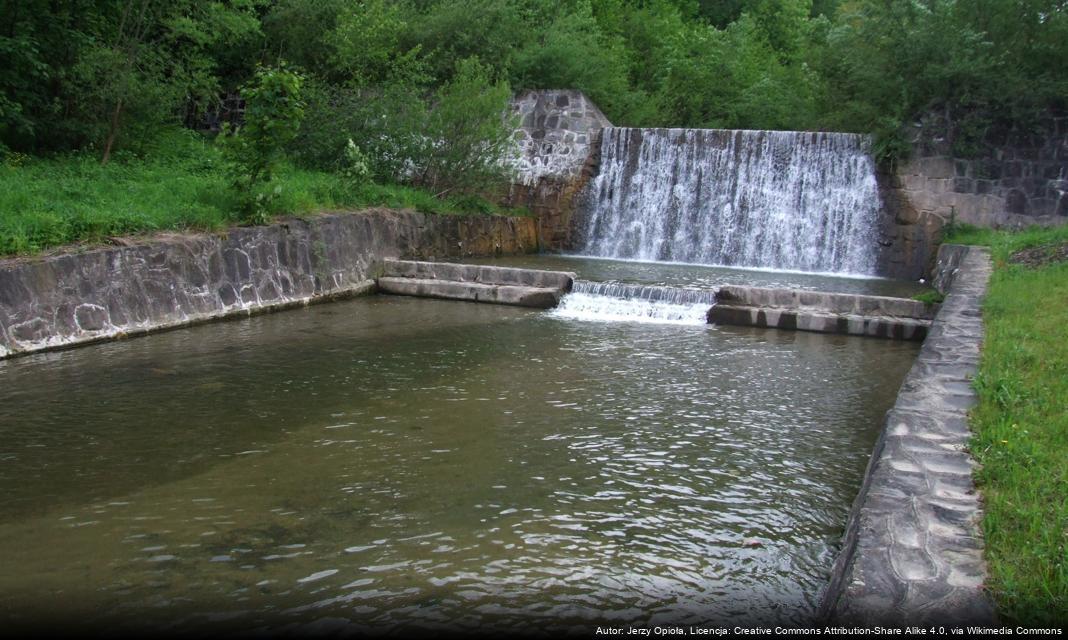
left=0, top=295, right=918, bottom=633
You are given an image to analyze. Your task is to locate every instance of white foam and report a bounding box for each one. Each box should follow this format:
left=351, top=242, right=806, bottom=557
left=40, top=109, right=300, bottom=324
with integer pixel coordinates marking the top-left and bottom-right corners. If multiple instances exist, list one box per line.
left=577, top=128, right=884, bottom=275
left=549, top=292, right=710, bottom=326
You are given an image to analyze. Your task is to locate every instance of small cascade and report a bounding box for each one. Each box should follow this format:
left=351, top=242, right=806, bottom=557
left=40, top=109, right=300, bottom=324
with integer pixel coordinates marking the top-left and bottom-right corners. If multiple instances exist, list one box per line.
left=578, top=127, right=884, bottom=275
left=549, top=280, right=715, bottom=325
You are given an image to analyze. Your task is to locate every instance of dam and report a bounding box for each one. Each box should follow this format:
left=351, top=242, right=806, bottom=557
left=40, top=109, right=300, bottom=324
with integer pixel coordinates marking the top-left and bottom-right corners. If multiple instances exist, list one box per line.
left=0, top=92, right=992, bottom=633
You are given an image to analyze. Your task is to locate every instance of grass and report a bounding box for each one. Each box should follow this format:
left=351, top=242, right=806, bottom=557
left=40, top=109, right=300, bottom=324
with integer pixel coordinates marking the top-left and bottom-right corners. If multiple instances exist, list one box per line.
left=0, top=129, right=529, bottom=257
left=944, top=223, right=1068, bottom=624
left=911, top=289, right=945, bottom=305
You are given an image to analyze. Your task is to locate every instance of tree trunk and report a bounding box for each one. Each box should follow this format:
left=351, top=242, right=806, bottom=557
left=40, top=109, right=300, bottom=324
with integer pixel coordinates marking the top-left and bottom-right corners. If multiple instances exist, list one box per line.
left=101, top=99, right=124, bottom=165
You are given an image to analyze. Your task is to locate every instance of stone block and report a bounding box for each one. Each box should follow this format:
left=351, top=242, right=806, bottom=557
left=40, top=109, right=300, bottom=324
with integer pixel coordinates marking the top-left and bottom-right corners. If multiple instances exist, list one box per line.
left=934, top=178, right=956, bottom=194
left=952, top=177, right=975, bottom=193
left=902, top=174, right=926, bottom=191
left=921, top=156, right=955, bottom=179
left=897, top=204, right=922, bottom=226
left=1029, top=197, right=1055, bottom=217
left=906, top=190, right=937, bottom=212
left=1006, top=189, right=1029, bottom=215
left=936, top=192, right=965, bottom=209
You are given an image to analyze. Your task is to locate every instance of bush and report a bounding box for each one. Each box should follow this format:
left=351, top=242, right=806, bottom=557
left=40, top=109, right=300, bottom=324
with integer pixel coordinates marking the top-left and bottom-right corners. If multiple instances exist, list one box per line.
left=293, top=75, right=430, bottom=182
left=292, top=57, right=512, bottom=198
left=291, top=79, right=367, bottom=171
left=340, top=138, right=371, bottom=186
left=219, top=65, right=306, bottom=224
left=413, top=58, right=515, bottom=196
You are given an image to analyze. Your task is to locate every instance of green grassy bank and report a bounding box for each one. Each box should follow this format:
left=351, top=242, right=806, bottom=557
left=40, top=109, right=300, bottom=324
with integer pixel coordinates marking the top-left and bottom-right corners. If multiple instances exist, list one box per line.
left=0, top=131, right=526, bottom=257
left=946, top=224, right=1068, bottom=624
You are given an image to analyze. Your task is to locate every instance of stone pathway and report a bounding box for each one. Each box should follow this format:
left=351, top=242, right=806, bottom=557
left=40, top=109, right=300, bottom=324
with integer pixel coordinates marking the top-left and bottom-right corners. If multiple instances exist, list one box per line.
left=822, top=245, right=997, bottom=625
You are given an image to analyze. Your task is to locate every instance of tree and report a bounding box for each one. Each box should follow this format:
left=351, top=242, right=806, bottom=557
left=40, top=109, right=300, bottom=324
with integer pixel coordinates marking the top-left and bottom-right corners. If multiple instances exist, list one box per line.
left=0, top=0, right=260, bottom=157
left=417, top=58, right=515, bottom=195
left=220, top=65, right=306, bottom=223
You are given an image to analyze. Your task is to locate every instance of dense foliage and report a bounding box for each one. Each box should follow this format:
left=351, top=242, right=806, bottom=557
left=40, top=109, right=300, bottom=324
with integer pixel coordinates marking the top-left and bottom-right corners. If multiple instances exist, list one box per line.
left=3, top=0, right=1065, bottom=162
left=219, top=64, right=306, bottom=223
left=1, top=0, right=1065, bottom=240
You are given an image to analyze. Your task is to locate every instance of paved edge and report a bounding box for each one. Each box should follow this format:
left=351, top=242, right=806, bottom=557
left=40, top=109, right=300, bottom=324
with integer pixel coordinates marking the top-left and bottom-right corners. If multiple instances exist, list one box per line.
left=820, top=245, right=996, bottom=625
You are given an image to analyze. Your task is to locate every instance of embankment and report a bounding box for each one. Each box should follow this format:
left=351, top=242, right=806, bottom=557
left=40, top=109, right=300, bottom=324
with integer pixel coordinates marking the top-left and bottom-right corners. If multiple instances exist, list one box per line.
left=0, top=209, right=537, bottom=359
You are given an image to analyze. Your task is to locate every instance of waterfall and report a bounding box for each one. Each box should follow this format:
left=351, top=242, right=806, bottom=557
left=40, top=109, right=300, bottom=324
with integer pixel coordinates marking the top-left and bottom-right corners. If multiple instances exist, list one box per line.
left=577, top=128, right=884, bottom=275
left=549, top=281, right=715, bottom=325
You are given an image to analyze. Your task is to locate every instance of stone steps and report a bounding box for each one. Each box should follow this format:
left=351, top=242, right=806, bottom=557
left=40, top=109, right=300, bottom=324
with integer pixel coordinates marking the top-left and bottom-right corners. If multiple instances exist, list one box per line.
left=706, top=283, right=935, bottom=340
left=377, top=259, right=576, bottom=309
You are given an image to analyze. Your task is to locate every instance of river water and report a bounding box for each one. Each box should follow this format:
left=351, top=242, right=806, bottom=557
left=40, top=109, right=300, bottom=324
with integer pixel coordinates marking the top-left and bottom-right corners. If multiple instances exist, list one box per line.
left=0, top=294, right=918, bottom=634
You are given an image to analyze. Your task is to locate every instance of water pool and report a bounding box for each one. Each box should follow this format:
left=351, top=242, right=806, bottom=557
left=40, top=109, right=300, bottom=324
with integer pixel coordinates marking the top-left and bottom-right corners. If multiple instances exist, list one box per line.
left=0, top=294, right=918, bottom=634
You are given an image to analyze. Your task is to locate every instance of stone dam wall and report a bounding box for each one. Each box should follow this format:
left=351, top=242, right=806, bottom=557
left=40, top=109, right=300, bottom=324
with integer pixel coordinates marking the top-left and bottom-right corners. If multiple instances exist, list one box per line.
left=0, top=210, right=537, bottom=359
left=504, top=90, right=611, bottom=249
left=821, top=243, right=995, bottom=625
left=506, top=93, right=1066, bottom=279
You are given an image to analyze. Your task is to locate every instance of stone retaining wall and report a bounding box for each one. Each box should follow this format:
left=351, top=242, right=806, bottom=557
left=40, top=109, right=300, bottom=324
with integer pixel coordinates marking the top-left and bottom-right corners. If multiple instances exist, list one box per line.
left=505, top=90, right=611, bottom=250
left=821, top=244, right=995, bottom=625
left=0, top=210, right=538, bottom=359
left=886, top=114, right=1068, bottom=232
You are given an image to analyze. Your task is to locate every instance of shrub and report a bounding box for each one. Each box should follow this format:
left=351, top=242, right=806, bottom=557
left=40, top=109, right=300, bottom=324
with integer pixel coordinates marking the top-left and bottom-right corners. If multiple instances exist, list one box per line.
left=340, top=138, right=371, bottom=186
left=219, top=65, right=306, bottom=224
left=414, top=58, right=515, bottom=196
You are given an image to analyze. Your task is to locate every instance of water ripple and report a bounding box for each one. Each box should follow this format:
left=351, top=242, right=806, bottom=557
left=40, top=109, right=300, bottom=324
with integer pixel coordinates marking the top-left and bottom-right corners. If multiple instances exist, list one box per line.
left=0, top=295, right=919, bottom=633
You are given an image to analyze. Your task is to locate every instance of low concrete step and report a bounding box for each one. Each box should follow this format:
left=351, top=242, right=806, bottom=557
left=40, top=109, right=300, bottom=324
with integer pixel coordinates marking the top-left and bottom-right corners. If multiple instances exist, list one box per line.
left=708, top=304, right=931, bottom=340
left=715, top=284, right=938, bottom=320
left=382, top=259, right=575, bottom=290
left=377, top=260, right=575, bottom=309
left=377, top=277, right=564, bottom=309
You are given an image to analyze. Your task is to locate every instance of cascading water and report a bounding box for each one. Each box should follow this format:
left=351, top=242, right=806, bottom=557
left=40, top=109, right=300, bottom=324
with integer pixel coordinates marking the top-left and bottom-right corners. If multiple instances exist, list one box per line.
left=577, top=128, right=884, bottom=275
left=550, top=280, right=715, bottom=325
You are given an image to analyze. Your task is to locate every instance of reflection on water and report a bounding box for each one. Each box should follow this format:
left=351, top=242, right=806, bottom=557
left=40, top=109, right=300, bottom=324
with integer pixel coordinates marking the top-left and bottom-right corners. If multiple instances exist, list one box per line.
left=465, top=254, right=929, bottom=298
left=0, top=295, right=918, bottom=634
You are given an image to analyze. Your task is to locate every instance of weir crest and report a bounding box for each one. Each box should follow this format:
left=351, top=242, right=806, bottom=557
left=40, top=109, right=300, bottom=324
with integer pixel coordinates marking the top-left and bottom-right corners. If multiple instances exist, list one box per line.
left=549, top=280, right=716, bottom=325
